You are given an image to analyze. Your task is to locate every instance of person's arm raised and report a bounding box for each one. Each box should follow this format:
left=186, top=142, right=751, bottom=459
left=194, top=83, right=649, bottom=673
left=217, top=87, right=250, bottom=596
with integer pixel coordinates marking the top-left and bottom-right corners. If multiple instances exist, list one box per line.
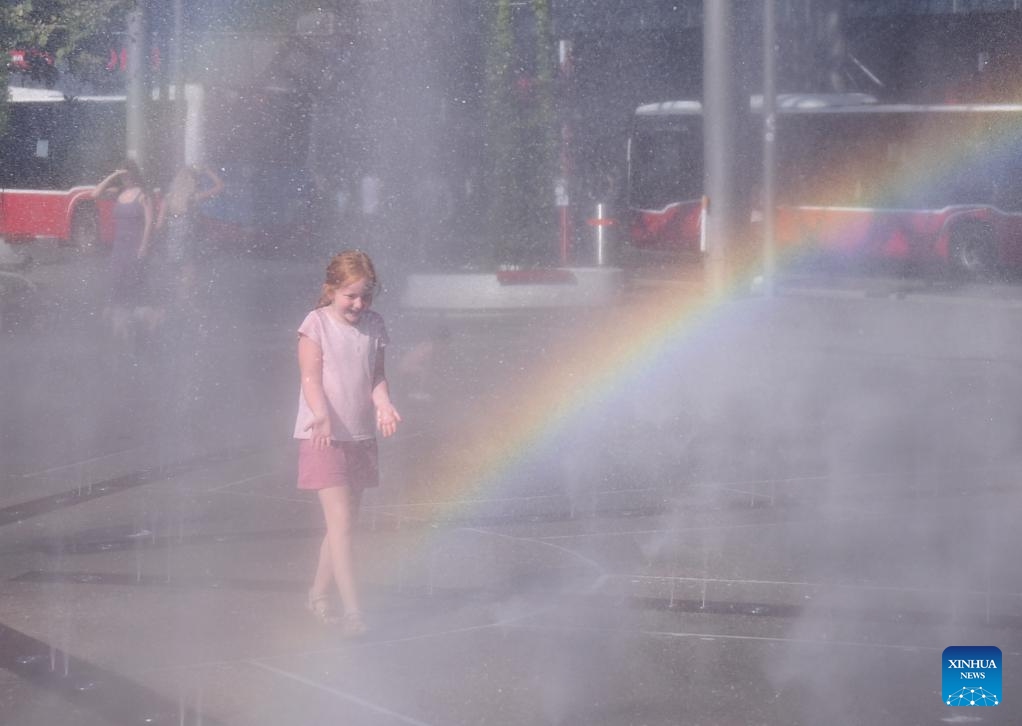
left=194, top=166, right=225, bottom=203
left=137, top=193, right=154, bottom=259
left=90, top=169, right=124, bottom=199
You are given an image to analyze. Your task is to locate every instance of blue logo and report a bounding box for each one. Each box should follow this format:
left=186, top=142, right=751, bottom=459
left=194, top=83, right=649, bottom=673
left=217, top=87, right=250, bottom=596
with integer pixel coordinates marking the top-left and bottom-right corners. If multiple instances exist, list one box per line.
left=943, top=646, right=1001, bottom=706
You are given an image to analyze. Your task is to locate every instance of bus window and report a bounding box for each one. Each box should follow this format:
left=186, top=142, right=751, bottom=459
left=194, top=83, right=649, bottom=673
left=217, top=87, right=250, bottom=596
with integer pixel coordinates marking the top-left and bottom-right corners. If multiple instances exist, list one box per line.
left=627, top=93, right=1022, bottom=273
left=992, top=135, right=1022, bottom=212
left=629, top=117, right=702, bottom=211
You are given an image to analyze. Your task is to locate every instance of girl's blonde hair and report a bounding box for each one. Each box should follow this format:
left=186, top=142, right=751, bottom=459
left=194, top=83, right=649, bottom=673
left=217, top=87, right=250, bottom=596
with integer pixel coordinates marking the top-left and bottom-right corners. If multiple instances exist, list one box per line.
left=164, top=167, right=198, bottom=216
left=315, top=250, right=378, bottom=308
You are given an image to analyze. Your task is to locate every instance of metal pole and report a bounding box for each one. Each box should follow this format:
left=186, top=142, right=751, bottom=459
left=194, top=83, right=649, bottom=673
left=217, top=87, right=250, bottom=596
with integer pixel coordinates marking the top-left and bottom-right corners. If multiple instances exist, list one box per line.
left=703, top=0, right=739, bottom=297
left=762, top=0, right=777, bottom=296
left=172, top=0, right=186, bottom=166
left=557, top=39, right=573, bottom=266
left=172, top=0, right=184, bottom=102
left=125, top=3, right=148, bottom=165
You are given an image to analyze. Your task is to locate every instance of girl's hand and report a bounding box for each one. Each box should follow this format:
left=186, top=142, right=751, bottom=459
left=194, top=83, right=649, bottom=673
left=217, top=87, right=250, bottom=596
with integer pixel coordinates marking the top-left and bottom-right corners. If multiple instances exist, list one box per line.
left=304, top=414, right=333, bottom=450
left=376, top=403, right=401, bottom=438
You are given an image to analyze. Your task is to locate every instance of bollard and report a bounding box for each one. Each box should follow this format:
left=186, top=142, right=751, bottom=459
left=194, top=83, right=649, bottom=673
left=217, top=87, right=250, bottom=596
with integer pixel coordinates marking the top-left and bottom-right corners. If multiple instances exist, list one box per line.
left=588, top=202, right=615, bottom=266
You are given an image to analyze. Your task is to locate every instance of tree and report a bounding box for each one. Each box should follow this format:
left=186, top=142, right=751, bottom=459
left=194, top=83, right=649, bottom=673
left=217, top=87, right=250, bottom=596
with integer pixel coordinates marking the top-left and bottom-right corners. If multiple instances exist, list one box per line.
left=483, top=0, right=557, bottom=265
left=0, top=0, right=135, bottom=132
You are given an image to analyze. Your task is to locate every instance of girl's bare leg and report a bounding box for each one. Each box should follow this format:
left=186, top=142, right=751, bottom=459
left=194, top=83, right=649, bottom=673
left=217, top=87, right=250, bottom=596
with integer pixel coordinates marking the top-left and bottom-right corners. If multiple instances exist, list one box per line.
left=316, top=486, right=363, bottom=615
left=310, top=535, right=333, bottom=599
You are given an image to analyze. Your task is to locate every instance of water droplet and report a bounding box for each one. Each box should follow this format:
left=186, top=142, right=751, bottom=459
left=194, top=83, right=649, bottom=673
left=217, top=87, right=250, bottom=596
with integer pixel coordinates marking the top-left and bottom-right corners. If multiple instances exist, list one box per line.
left=15, top=653, right=46, bottom=666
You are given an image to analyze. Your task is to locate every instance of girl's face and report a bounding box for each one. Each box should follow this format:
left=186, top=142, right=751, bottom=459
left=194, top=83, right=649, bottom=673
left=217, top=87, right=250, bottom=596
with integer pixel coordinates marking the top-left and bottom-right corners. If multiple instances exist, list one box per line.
left=328, top=277, right=374, bottom=326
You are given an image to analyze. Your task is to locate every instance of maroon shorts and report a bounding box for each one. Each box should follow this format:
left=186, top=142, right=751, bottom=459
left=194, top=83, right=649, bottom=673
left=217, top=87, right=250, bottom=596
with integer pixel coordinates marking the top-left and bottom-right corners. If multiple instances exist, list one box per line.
left=297, top=439, right=379, bottom=491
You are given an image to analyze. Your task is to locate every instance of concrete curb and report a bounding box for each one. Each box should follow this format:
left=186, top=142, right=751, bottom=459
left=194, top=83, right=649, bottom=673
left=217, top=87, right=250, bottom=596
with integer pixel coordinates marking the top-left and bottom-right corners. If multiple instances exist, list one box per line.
left=401, top=266, right=624, bottom=310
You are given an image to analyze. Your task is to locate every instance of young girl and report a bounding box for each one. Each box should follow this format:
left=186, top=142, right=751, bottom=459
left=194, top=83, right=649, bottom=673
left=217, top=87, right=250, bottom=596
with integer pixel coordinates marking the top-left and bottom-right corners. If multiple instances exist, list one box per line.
left=155, top=164, right=224, bottom=306
left=90, top=160, right=155, bottom=341
left=294, top=250, right=400, bottom=634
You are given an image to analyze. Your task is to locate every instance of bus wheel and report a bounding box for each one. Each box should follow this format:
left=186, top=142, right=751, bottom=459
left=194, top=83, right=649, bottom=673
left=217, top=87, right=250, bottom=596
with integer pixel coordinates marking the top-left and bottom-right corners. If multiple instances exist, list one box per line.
left=949, top=222, right=996, bottom=278
left=70, top=205, right=99, bottom=251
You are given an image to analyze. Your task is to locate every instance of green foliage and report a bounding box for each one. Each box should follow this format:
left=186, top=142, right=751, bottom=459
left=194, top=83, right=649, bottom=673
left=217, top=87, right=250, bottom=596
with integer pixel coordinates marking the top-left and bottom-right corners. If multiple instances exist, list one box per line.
left=0, top=0, right=134, bottom=133
left=2, top=0, right=134, bottom=85
left=483, top=0, right=558, bottom=265
left=0, top=70, right=7, bottom=135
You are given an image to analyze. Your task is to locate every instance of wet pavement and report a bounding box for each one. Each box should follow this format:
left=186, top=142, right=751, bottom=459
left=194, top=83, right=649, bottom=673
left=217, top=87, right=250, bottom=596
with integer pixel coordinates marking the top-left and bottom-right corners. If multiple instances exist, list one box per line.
left=2, top=247, right=1022, bottom=724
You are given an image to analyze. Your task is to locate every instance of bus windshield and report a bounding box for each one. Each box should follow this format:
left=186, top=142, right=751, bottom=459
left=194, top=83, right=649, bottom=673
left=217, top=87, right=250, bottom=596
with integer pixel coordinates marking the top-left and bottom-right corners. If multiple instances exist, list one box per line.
left=0, top=97, right=126, bottom=191
left=628, top=114, right=703, bottom=211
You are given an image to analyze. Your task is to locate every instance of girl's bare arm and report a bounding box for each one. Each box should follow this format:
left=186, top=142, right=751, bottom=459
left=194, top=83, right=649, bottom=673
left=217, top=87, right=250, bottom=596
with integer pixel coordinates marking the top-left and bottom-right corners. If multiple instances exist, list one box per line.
left=90, top=169, right=123, bottom=198
left=298, top=335, right=332, bottom=448
left=138, top=194, right=154, bottom=257
left=194, top=166, right=225, bottom=202
left=372, top=350, right=401, bottom=437
left=155, top=197, right=167, bottom=230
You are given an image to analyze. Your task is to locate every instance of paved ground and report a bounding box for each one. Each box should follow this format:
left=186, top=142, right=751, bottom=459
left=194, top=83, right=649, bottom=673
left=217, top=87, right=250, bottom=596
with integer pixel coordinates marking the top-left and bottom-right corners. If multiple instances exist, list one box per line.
left=2, top=246, right=1022, bottom=724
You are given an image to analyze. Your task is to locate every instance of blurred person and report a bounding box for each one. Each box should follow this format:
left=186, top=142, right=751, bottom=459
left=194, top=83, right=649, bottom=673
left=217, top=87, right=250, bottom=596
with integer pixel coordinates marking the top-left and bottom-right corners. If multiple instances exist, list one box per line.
left=412, top=170, right=454, bottom=267
left=353, top=172, right=384, bottom=248
left=156, top=164, right=224, bottom=308
left=360, top=173, right=383, bottom=217
left=397, top=324, right=451, bottom=401
left=294, top=250, right=401, bottom=635
left=90, top=160, right=155, bottom=344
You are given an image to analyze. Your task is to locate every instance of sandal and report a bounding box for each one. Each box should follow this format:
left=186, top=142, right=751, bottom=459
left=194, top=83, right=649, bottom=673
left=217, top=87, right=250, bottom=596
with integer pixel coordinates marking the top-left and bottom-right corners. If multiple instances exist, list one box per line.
left=340, top=612, right=367, bottom=638
left=306, top=591, right=339, bottom=625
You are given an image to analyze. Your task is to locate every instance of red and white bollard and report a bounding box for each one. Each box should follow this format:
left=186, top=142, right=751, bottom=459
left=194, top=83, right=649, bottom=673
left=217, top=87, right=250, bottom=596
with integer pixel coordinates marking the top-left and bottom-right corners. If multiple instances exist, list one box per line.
left=587, top=203, right=616, bottom=266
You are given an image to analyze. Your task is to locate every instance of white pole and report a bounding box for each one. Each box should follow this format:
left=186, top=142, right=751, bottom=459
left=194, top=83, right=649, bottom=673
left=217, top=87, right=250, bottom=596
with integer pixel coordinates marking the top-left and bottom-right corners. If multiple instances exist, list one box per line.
left=762, top=0, right=777, bottom=296
left=125, top=3, right=148, bottom=164
left=183, top=84, right=205, bottom=166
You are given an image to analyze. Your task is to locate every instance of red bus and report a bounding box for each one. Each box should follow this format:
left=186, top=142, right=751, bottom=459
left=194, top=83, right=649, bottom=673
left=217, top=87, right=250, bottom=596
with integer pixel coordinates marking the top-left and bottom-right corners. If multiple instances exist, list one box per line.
left=0, top=85, right=311, bottom=252
left=0, top=87, right=174, bottom=247
left=627, top=94, right=1022, bottom=276
left=627, top=99, right=706, bottom=256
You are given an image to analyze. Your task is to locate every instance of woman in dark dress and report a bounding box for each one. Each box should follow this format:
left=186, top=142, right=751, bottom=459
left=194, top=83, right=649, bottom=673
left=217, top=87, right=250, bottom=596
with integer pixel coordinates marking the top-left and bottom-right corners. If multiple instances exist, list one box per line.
left=90, top=160, right=155, bottom=340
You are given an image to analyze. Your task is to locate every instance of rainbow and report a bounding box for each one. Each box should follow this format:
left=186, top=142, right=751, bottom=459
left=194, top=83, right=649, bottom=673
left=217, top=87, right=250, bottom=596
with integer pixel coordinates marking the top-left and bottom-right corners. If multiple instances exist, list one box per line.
left=405, top=102, right=1022, bottom=520
left=411, top=276, right=732, bottom=520
left=817, top=104, right=1022, bottom=211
